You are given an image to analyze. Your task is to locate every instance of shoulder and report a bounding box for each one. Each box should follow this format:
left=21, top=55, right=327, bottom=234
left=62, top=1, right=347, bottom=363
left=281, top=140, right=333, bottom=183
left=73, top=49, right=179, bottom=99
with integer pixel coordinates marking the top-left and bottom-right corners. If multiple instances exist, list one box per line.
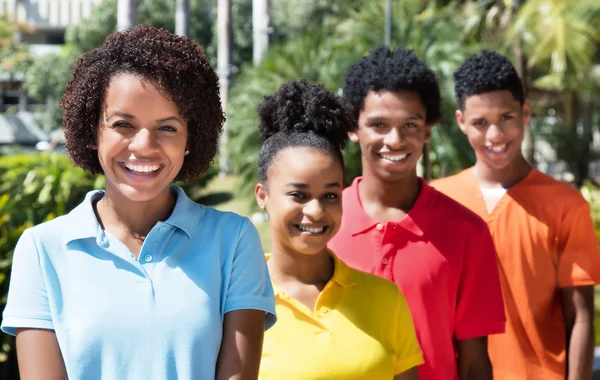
left=350, top=266, right=405, bottom=303
left=520, top=170, right=585, bottom=204
left=428, top=185, right=488, bottom=231
left=430, top=168, right=473, bottom=194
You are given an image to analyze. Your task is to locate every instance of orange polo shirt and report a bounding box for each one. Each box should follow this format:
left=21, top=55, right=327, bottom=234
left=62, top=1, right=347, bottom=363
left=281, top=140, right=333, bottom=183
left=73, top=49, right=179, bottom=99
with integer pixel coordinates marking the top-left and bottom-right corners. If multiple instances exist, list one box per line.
left=431, top=167, right=600, bottom=380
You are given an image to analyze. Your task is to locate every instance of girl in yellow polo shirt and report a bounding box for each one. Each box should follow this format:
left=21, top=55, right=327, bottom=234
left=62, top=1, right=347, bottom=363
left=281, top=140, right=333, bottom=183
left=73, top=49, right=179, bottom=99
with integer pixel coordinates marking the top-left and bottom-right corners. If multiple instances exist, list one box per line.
left=254, top=79, right=423, bottom=380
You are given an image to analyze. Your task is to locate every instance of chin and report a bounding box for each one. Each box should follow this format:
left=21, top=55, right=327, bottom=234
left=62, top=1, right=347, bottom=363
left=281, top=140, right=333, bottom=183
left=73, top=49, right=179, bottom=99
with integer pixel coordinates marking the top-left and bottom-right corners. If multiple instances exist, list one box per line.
left=116, top=183, right=171, bottom=203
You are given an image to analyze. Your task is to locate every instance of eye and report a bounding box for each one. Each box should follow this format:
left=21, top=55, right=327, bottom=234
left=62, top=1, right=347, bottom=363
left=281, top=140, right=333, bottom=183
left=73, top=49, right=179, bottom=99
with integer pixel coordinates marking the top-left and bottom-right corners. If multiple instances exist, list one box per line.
left=369, top=122, right=384, bottom=128
left=323, top=193, right=339, bottom=200
left=405, top=123, right=418, bottom=129
left=500, top=115, right=513, bottom=121
left=288, top=192, right=306, bottom=199
left=472, top=119, right=486, bottom=127
left=159, top=125, right=177, bottom=132
left=113, top=121, right=133, bottom=128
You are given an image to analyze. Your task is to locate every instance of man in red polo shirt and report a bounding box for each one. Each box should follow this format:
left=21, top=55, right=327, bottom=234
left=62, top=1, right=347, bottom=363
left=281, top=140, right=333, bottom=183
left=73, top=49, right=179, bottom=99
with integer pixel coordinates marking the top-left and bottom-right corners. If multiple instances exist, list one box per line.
left=328, top=46, right=506, bottom=380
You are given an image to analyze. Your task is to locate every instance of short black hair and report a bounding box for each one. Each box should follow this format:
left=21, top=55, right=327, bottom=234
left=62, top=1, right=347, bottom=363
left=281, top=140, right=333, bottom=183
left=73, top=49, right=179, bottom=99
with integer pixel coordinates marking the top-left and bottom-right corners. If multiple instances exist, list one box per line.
left=60, top=24, right=224, bottom=182
left=257, top=79, right=355, bottom=183
left=454, top=50, right=525, bottom=109
left=343, top=46, right=441, bottom=126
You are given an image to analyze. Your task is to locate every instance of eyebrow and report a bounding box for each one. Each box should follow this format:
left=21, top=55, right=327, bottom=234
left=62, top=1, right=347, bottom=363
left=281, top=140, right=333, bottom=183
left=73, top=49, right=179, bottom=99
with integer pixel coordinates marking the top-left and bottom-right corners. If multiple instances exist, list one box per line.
left=285, top=182, right=341, bottom=188
left=365, top=114, right=424, bottom=122
left=106, top=112, right=183, bottom=124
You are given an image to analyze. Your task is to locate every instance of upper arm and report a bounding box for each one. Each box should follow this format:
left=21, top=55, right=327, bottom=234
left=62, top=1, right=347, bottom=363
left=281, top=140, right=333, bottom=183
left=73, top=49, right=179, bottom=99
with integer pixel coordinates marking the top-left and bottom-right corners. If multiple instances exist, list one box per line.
left=16, top=328, right=67, bottom=380
left=456, top=337, right=492, bottom=380
left=557, top=201, right=600, bottom=287
left=559, top=285, right=594, bottom=329
left=455, top=224, right=505, bottom=339
left=223, top=219, right=276, bottom=328
left=394, top=366, right=419, bottom=380
left=2, top=229, right=53, bottom=335
left=215, top=309, right=266, bottom=380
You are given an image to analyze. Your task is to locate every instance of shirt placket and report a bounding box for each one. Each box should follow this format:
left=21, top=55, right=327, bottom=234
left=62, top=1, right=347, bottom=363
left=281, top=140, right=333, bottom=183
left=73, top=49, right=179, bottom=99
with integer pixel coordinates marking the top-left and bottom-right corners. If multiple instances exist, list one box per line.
left=378, top=222, right=397, bottom=281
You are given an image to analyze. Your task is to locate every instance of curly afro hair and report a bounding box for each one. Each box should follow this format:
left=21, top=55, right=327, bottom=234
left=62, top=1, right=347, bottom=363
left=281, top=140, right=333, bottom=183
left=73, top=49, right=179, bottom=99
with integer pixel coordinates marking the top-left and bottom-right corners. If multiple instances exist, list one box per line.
left=343, top=46, right=441, bottom=126
left=454, top=50, right=525, bottom=109
left=60, top=24, right=224, bottom=182
left=257, top=79, right=355, bottom=183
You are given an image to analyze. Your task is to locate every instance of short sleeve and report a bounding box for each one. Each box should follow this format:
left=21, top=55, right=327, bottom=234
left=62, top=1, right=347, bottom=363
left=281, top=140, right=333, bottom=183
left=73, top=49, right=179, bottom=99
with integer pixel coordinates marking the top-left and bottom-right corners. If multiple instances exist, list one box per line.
left=455, top=222, right=506, bottom=340
left=1, top=229, right=54, bottom=336
left=557, top=201, right=600, bottom=288
left=391, top=287, right=424, bottom=374
left=223, top=219, right=276, bottom=329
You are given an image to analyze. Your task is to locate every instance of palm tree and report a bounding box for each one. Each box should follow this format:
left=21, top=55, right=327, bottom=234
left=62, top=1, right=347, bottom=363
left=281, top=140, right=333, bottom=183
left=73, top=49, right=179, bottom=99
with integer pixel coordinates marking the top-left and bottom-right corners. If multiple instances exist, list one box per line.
left=117, top=0, right=136, bottom=31
left=176, top=0, right=189, bottom=37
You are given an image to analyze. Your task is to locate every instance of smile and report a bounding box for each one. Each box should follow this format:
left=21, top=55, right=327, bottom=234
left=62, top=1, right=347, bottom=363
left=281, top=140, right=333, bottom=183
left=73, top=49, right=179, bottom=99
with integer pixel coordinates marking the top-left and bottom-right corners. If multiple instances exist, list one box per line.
left=379, top=153, right=409, bottom=162
left=294, top=225, right=328, bottom=235
left=121, top=162, right=162, bottom=175
left=485, top=144, right=508, bottom=154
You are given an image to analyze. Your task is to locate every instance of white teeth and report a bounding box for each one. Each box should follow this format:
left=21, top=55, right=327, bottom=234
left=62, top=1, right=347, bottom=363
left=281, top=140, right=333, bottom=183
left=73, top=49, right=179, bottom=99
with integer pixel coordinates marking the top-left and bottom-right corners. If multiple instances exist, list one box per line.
left=123, top=163, right=161, bottom=173
left=486, top=144, right=507, bottom=153
left=381, top=154, right=408, bottom=161
left=297, top=225, right=325, bottom=233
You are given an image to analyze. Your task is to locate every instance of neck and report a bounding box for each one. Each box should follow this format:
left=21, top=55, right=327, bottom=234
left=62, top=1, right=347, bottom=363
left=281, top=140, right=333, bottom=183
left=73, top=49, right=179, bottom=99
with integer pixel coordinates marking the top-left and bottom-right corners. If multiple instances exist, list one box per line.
left=268, top=243, right=333, bottom=287
left=474, top=155, right=532, bottom=188
left=96, top=185, right=176, bottom=238
left=359, top=167, right=421, bottom=211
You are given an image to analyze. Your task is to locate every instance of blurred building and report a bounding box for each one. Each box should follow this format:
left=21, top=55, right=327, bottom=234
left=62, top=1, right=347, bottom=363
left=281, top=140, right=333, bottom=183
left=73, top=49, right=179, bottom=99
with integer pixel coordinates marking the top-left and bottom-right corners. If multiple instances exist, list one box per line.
left=0, top=0, right=101, bottom=147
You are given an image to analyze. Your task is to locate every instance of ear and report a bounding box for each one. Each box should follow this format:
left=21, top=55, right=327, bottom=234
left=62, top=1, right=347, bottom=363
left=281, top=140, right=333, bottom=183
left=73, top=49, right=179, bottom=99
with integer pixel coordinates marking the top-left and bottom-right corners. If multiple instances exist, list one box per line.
left=255, top=183, right=268, bottom=211
left=456, top=109, right=467, bottom=135
left=348, top=130, right=359, bottom=143
left=522, top=99, right=532, bottom=126
left=424, top=125, right=432, bottom=143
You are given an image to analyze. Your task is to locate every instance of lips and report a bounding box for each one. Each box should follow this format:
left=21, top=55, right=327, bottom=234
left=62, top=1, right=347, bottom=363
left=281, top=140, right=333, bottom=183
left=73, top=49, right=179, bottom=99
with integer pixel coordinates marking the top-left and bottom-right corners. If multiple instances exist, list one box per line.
left=294, top=224, right=328, bottom=235
left=484, top=143, right=510, bottom=159
left=120, top=162, right=163, bottom=177
left=378, top=153, right=410, bottom=162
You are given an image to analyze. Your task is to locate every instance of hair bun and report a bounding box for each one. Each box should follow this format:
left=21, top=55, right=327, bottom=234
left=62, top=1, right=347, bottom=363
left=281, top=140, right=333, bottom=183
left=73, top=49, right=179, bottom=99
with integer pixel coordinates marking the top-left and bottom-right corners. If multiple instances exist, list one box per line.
left=257, top=79, right=354, bottom=150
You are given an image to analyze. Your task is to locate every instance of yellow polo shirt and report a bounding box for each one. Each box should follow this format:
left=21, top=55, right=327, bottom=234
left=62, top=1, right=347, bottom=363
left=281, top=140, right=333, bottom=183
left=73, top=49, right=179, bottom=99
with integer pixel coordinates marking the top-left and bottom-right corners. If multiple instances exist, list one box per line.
left=259, top=252, right=423, bottom=379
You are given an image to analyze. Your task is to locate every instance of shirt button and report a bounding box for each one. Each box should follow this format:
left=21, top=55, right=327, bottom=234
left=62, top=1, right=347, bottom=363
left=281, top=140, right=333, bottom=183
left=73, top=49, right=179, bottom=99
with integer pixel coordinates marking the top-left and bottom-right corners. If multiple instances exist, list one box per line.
left=320, top=307, right=329, bottom=314
left=143, top=254, right=153, bottom=262
left=376, top=223, right=384, bottom=231
left=382, top=258, right=389, bottom=265
left=159, top=226, right=167, bottom=233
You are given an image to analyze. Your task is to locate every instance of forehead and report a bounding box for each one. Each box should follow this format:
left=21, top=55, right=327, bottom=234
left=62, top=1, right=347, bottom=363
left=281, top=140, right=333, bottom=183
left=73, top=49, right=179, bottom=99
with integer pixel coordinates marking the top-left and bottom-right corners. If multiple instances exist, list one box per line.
left=463, top=90, right=521, bottom=115
left=360, top=90, right=426, bottom=121
left=103, top=74, right=180, bottom=115
left=268, top=147, right=343, bottom=185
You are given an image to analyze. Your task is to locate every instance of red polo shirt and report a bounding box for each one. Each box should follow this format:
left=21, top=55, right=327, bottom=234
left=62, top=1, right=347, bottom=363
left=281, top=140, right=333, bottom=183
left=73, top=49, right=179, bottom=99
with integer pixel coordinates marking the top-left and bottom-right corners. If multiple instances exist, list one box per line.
left=328, top=177, right=506, bottom=380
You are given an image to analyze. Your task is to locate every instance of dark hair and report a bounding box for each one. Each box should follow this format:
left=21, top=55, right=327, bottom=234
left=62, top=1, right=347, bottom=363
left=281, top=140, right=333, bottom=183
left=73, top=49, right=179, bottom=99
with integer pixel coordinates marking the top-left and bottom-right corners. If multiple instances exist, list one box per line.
left=60, top=24, right=224, bottom=182
left=454, top=50, right=525, bottom=109
left=343, top=46, right=441, bottom=126
left=257, top=79, right=355, bottom=183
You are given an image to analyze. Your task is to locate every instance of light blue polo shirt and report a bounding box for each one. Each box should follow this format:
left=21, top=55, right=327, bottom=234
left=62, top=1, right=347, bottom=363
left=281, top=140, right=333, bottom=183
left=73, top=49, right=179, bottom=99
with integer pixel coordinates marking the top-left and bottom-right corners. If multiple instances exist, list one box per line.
left=2, top=185, right=276, bottom=380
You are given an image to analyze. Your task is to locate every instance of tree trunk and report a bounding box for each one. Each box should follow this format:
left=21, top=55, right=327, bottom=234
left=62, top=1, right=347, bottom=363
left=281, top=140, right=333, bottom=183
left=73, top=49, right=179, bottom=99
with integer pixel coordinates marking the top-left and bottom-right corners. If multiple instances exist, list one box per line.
left=117, top=0, right=136, bottom=31
left=217, top=0, right=232, bottom=174
left=252, top=0, right=270, bottom=66
left=422, top=142, right=432, bottom=181
left=175, top=0, right=189, bottom=37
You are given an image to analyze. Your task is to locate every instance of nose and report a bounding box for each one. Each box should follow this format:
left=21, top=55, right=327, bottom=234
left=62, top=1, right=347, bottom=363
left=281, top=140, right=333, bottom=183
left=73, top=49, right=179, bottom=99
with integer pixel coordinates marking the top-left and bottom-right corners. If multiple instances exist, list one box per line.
left=383, top=127, right=403, bottom=149
left=486, top=123, right=504, bottom=142
left=129, top=128, right=159, bottom=154
left=304, top=199, right=325, bottom=220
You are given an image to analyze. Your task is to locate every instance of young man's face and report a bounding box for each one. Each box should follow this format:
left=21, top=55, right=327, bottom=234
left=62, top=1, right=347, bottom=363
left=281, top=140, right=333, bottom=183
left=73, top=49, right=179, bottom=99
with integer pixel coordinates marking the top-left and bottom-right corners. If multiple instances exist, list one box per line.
left=457, top=90, right=530, bottom=172
left=350, top=90, right=431, bottom=183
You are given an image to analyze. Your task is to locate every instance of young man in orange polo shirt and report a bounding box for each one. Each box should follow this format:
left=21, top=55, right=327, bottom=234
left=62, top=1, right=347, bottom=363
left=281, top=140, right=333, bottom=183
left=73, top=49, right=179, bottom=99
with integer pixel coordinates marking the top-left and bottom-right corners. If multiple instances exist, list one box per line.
left=328, top=46, right=506, bottom=380
left=432, top=50, right=600, bottom=380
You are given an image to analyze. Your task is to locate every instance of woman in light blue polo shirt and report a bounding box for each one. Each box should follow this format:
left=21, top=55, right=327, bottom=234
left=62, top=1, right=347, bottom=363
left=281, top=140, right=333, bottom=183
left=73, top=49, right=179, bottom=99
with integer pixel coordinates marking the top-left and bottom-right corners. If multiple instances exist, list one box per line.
left=2, top=25, right=276, bottom=380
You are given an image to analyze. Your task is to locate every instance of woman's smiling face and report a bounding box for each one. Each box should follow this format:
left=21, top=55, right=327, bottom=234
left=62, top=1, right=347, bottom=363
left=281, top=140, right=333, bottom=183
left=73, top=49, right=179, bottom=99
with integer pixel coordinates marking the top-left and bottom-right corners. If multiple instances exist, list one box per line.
left=96, top=74, right=188, bottom=202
